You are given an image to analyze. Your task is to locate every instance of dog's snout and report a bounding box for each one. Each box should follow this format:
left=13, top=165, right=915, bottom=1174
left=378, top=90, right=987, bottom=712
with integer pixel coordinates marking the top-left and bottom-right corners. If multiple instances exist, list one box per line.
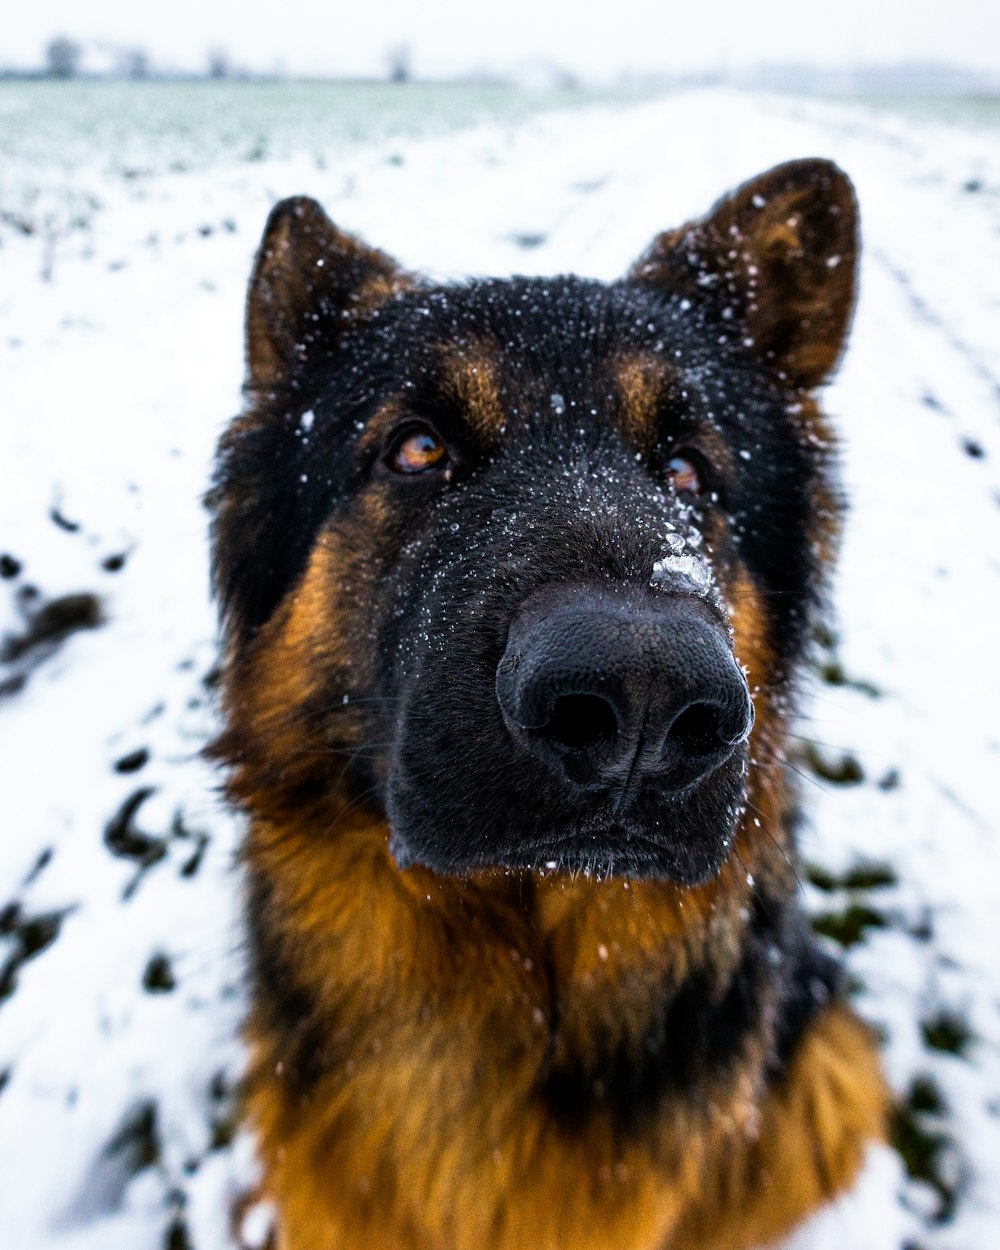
left=496, top=591, right=753, bottom=796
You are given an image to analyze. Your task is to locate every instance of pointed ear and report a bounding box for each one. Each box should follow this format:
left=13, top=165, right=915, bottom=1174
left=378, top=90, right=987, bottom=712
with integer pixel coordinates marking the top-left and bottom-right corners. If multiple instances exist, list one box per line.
left=246, top=196, right=413, bottom=393
left=630, top=159, right=859, bottom=389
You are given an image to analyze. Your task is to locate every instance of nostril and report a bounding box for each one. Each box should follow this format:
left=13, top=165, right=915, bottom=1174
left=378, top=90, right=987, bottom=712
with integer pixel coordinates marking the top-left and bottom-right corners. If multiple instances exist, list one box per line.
left=538, top=694, right=618, bottom=751
left=665, top=702, right=726, bottom=760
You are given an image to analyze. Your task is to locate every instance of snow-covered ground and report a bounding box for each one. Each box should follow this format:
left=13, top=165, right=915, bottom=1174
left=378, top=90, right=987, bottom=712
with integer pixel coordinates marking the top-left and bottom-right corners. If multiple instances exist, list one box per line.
left=1, top=84, right=998, bottom=1249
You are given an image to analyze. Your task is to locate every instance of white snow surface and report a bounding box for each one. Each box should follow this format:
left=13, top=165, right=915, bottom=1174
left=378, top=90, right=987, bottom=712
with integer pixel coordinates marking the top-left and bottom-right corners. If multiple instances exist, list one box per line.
left=1, top=86, right=999, bottom=1248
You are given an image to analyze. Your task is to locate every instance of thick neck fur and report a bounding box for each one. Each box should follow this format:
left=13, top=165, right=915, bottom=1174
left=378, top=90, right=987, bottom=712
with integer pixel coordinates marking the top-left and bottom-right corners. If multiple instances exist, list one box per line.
left=243, top=769, right=795, bottom=1137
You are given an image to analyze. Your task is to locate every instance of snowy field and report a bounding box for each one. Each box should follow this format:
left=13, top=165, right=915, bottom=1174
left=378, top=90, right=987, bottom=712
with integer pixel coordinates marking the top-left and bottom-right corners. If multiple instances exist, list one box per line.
left=1, top=82, right=999, bottom=1249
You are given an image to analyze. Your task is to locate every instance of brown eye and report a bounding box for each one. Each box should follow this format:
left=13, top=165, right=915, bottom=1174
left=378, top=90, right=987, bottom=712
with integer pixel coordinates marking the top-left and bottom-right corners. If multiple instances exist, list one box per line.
left=388, top=426, right=448, bottom=475
left=666, top=453, right=703, bottom=497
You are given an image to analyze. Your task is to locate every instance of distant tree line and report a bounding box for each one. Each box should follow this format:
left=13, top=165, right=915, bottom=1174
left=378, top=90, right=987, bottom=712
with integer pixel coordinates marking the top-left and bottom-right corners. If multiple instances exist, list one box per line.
left=14, top=35, right=418, bottom=83
left=23, top=35, right=236, bottom=81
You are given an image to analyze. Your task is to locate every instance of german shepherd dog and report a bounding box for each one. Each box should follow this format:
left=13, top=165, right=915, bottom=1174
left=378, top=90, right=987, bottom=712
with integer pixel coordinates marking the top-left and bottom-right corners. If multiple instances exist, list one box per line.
left=210, top=159, right=887, bottom=1250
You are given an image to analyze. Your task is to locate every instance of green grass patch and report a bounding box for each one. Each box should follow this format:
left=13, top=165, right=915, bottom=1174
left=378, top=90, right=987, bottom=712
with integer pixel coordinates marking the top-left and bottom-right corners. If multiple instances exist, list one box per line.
left=921, top=1011, right=974, bottom=1057
left=812, top=904, right=888, bottom=947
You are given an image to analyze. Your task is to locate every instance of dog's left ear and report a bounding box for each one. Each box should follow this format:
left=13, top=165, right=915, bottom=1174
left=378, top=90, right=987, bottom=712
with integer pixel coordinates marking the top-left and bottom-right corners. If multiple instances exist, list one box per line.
left=246, top=196, right=412, bottom=393
left=630, top=159, right=858, bottom=389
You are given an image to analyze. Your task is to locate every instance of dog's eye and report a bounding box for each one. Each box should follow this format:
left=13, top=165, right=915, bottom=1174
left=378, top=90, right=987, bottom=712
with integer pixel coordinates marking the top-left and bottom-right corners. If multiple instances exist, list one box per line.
left=387, top=426, right=449, bottom=475
left=666, top=453, right=703, bottom=497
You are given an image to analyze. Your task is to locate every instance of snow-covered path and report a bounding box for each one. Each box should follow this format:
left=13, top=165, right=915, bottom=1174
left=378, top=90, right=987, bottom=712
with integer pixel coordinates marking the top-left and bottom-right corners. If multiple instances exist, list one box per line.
left=1, top=87, right=998, bottom=1249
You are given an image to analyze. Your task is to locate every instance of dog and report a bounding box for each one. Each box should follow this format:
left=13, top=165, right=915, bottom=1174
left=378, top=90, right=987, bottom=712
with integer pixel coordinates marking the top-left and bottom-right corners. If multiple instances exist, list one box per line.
left=210, top=158, right=887, bottom=1250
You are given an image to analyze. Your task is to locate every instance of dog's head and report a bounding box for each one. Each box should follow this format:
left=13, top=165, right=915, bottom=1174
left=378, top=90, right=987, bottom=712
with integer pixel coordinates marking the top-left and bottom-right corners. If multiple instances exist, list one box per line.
left=212, top=159, right=856, bottom=887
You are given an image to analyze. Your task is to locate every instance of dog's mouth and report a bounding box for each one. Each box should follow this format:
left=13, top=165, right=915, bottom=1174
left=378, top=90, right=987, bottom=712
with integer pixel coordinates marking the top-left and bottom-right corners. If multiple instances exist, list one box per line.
left=492, top=822, right=732, bottom=881
left=386, top=739, right=749, bottom=886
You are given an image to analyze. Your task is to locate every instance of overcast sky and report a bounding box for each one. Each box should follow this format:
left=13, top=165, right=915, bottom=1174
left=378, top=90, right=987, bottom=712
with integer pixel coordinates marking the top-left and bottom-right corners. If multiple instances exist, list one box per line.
left=6, top=0, right=1000, bottom=78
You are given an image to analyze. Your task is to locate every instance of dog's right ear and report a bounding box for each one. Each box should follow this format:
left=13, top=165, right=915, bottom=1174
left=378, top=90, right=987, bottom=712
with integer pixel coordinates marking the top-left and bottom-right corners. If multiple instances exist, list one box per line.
left=246, top=196, right=412, bottom=393
left=629, top=160, right=858, bottom=390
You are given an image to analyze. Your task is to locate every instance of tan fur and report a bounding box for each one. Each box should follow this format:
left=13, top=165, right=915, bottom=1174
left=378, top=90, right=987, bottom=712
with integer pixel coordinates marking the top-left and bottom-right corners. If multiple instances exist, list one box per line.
left=671, top=1004, right=888, bottom=1250
left=440, top=345, right=507, bottom=439
left=791, top=394, right=842, bottom=571
left=241, top=799, right=884, bottom=1250
left=615, top=355, right=672, bottom=454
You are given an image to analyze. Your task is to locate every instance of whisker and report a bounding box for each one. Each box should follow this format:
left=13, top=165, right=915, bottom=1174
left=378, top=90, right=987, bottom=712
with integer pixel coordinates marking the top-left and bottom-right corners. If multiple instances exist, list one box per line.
left=744, top=797, right=806, bottom=897
left=730, top=845, right=762, bottom=915
left=783, top=729, right=865, bottom=755
left=330, top=782, right=383, bottom=828
left=241, top=694, right=397, bottom=738
left=752, top=744, right=831, bottom=797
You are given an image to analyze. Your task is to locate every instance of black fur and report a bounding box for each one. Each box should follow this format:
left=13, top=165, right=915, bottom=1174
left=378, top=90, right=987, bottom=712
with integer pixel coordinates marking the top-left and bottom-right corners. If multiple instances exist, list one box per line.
left=539, top=888, right=830, bottom=1133
left=212, top=278, right=819, bottom=654
left=213, top=276, right=824, bottom=883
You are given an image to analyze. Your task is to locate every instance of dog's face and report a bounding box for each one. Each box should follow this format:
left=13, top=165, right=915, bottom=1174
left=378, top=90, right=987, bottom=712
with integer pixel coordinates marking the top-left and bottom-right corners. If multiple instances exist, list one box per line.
left=212, top=160, right=856, bottom=887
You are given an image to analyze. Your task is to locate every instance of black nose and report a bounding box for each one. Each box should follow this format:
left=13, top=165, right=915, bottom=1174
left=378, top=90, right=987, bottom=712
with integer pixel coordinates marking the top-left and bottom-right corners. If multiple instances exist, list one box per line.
left=495, top=590, right=753, bottom=796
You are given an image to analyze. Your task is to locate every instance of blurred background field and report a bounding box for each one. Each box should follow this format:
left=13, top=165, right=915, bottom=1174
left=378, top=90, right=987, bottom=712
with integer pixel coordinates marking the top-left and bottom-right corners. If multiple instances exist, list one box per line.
left=0, top=79, right=615, bottom=183
left=3, top=75, right=1000, bottom=251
